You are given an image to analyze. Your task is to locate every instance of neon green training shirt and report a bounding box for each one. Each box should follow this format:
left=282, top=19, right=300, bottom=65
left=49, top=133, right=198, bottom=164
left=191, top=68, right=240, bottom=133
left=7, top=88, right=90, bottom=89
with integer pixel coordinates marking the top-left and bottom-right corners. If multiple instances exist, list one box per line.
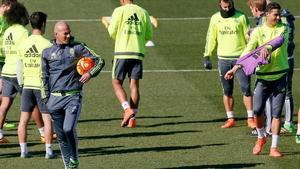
left=0, top=16, right=9, bottom=63
left=241, top=23, right=289, bottom=81
left=108, top=3, right=153, bottom=60
left=2, top=24, right=28, bottom=77
left=204, top=10, right=249, bottom=60
left=19, top=34, right=51, bottom=89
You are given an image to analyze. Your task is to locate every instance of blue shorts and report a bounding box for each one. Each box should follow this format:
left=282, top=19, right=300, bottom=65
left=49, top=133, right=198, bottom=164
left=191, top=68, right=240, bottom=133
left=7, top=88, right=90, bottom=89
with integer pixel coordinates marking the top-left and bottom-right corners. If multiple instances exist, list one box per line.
left=2, top=77, right=22, bottom=98
left=112, top=59, right=143, bottom=80
left=21, top=88, right=48, bottom=113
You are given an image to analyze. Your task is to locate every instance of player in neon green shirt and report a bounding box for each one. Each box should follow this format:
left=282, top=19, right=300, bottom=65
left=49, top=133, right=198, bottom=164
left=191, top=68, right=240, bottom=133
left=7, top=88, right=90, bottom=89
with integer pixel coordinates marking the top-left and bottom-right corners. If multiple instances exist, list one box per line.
left=108, top=0, right=153, bottom=127
left=203, top=0, right=254, bottom=129
left=225, top=2, right=288, bottom=157
left=0, top=2, right=28, bottom=144
left=0, top=0, right=17, bottom=130
left=17, top=11, right=55, bottom=158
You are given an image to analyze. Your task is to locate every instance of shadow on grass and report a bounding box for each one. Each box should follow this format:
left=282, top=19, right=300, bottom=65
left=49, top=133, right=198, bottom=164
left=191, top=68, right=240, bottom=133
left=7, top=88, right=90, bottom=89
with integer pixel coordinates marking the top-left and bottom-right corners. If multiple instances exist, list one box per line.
left=280, top=151, right=300, bottom=156
left=78, top=115, right=183, bottom=123
left=78, top=130, right=200, bottom=140
left=0, top=144, right=59, bottom=159
left=80, top=143, right=226, bottom=157
left=0, top=142, right=40, bottom=149
left=157, top=163, right=263, bottom=169
left=140, top=117, right=247, bottom=128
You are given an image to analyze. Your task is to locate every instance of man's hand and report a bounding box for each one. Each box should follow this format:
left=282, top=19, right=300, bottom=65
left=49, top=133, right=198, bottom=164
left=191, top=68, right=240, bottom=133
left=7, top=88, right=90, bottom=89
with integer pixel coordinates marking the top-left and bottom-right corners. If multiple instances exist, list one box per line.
left=260, top=47, right=270, bottom=60
left=79, top=73, right=91, bottom=84
left=224, top=65, right=241, bottom=80
left=203, top=56, right=212, bottom=70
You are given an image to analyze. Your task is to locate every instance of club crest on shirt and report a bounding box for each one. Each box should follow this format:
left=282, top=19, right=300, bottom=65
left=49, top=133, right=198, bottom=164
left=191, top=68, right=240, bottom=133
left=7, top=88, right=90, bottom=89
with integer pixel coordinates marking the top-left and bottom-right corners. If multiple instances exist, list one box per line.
left=69, top=48, right=75, bottom=57
left=50, top=52, right=57, bottom=60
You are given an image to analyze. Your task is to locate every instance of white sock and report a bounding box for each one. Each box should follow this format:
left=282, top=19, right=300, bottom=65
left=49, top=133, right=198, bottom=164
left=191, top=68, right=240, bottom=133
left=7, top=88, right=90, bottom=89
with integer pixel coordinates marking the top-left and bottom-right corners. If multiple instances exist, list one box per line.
left=45, top=144, right=53, bottom=155
left=257, top=128, right=266, bottom=138
left=247, top=110, right=254, bottom=118
left=20, top=142, right=28, bottom=153
left=226, top=111, right=234, bottom=119
left=121, top=101, right=130, bottom=110
left=38, top=127, right=45, bottom=137
left=297, top=124, right=300, bottom=135
left=0, top=129, right=3, bottom=139
left=271, top=134, right=279, bottom=148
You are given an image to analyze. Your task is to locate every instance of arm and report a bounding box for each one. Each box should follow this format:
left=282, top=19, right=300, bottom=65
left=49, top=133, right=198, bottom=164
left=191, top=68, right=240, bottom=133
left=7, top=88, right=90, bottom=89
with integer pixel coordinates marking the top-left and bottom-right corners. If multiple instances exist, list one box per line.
left=79, top=43, right=105, bottom=83
left=41, top=50, right=50, bottom=101
left=203, top=16, right=217, bottom=58
left=224, top=64, right=242, bottom=80
left=145, top=11, right=153, bottom=41
left=203, top=16, right=217, bottom=69
left=101, top=16, right=112, bottom=29
left=108, top=9, right=119, bottom=40
left=242, top=14, right=250, bottom=42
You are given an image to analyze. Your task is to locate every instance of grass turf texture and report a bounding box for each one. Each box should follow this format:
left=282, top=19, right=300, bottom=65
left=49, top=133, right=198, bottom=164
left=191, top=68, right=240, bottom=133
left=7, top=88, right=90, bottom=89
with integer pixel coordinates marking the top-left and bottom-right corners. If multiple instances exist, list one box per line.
left=1, top=0, right=300, bottom=168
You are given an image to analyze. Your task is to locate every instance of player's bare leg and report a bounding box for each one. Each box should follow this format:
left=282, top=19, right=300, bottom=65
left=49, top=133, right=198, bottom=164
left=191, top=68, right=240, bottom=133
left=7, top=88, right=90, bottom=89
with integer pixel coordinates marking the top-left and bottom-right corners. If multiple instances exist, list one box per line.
left=42, top=113, right=55, bottom=158
left=0, top=96, right=14, bottom=143
left=112, top=79, right=134, bottom=127
left=270, top=118, right=282, bottom=157
left=221, top=95, right=236, bottom=128
left=244, top=95, right=255, bottom=128
left=112, top=79, right=127, bottom=103
left=129, top=79, right=139, bottom=109
left=253, top=114, right=267, bottom=155
left=31, top=106, right=45, bottom=141
left=128, top=79, right=139, bottom=127
left=18, top=111, right=31, bottom=157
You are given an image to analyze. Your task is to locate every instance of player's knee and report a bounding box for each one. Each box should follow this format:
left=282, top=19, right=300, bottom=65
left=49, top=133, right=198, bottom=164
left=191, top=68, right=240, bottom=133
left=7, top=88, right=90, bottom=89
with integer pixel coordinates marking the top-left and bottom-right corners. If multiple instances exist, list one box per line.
left=241, top=87, right=252, bottom=96
left=63, top=126, right=73, bottom=134
left=223, top=88, right=233, bottom=96
left=253, top=107, right=264, bottom=117
left=272, top=113, right=281, bottom=119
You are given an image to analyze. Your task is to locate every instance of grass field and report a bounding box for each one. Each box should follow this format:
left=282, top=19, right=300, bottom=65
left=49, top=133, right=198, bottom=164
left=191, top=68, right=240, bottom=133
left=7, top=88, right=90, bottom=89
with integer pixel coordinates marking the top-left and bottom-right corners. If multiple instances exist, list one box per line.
left=1, top=0, right=300, bottom=168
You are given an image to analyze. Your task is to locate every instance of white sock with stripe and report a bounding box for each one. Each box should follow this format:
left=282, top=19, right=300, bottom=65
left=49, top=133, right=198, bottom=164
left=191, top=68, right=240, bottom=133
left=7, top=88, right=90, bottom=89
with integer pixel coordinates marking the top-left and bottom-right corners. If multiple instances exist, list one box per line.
left=20, top=142, right=28, bottom=153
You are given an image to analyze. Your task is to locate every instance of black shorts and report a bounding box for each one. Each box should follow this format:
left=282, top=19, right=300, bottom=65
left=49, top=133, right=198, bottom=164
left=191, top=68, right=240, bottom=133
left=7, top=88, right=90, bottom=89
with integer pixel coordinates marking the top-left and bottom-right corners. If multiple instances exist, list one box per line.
left=21, top=88, right=48, bottom=113
left=112, top=59, right=143, bottom=80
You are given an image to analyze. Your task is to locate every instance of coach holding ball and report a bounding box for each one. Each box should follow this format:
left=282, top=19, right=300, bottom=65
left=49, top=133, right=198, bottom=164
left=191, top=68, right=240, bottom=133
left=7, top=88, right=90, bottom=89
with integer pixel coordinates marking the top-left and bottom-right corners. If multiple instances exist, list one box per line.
left=41, top=21, right=105, bottom=169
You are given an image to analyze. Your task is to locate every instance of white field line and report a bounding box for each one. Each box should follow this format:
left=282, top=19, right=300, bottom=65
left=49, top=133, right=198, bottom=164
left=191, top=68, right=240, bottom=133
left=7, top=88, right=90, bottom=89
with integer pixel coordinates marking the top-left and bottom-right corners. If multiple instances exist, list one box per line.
left=101, top=68, right=300, bottom=73
left=47, top=16, right=300, bottom=22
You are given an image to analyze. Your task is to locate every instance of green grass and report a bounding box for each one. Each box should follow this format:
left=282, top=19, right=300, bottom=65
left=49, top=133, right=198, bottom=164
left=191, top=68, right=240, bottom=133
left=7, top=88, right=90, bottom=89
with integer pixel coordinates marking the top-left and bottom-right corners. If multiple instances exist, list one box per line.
left=1, top=0, right=300, bottom=168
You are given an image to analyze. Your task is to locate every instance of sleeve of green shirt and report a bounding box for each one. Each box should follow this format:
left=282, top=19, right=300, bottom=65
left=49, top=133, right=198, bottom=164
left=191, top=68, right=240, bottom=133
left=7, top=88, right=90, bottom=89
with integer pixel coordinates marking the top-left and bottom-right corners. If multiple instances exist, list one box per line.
left=240, top=28, right=259, bottom=57
left=144, top=11, right=153, bottom=41
left=108, top=8, right=120, bottom=40
left=242, top=14, right=250, bottom=41
left=203, top=16, right=217, bottom=58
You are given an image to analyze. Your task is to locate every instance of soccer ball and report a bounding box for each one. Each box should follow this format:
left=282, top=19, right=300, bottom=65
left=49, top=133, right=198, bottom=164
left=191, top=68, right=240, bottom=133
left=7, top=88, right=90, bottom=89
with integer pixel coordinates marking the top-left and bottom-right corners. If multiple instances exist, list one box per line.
left=76, top=57, right=95, bottom=75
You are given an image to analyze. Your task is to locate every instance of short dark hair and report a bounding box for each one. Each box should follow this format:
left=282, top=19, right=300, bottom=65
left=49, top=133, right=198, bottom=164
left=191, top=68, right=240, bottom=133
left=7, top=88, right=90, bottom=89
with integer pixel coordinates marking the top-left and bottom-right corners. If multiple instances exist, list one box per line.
left=219, top=0, right=234, bottom=8
left=265, top=2, right=281, bottom=13
left=30, top=11, right=47, bottom=29
left=4, top=2, right=29, bottom=26
left=1, top=0, right=17, bottom=6
left=219, top=0, right=234, bottom=5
